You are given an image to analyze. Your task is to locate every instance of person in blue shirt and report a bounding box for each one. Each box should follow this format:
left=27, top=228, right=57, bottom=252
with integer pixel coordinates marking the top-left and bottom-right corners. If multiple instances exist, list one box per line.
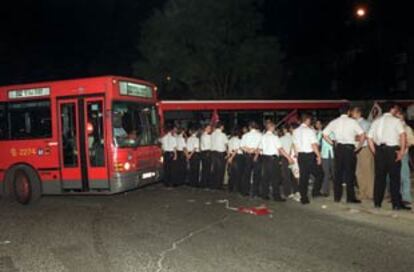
left=316, top=120, right=335, bottom=197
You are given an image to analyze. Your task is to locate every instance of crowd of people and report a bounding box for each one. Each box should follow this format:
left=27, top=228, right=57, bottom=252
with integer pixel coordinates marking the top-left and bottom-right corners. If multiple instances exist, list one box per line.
left=160, top=101, right=414, bottom=211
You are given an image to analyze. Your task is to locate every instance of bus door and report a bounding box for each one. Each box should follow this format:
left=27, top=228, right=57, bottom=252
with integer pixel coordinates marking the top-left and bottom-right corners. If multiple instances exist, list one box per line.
left=58, top=97, right=109, bottom=191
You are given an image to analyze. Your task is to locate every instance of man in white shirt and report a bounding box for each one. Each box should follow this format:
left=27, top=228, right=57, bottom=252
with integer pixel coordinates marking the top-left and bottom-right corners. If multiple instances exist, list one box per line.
left=259, top=121, right=293, bottom=201
left=175, top=128, right=187, bottom=186
left=160, top=124, right=177, bottom=187
left=240, top=121, right=262, bottom=197
left=323, top=105, right=365, bottom=203
left=186, top=127, right=200, bottom=187
left=279, top=125, right=297, bottom=197
left=367, top=102, right=410, bottom=210
left=227, top=128, right=243, bottom=193
left=200, top=124, right=212, bottom=188
left=293, top=113, right=323, bottom=204
left=210, top=122, right=229, bottom=189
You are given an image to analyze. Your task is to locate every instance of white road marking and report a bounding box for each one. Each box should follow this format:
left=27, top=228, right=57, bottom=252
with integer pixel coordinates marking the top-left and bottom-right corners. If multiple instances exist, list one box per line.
left=155, top=216, right=229, bottom=272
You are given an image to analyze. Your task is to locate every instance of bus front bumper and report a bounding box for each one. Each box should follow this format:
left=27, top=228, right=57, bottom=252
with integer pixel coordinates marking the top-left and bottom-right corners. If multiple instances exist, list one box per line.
left=110, top=168, right=163, bottom=193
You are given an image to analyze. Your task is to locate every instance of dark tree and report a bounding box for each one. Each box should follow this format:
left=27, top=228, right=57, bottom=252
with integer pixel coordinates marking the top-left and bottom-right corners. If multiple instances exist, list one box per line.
left=134, top=0, right=284, bottom=99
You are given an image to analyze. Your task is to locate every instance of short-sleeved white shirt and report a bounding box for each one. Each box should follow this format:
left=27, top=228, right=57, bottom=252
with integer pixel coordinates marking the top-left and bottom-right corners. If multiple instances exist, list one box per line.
left=293, top=124, right=318, bottom=153
left=280, top=133, right=293, bottom=154
left=323, top=114, right=364, bottom=144
left=211, top=129, right=228, bottom=152
left=368, top=113, right=405, bottom=146
left=228, top=137, right=242, bottom=154
left=241, top=129, right=262, bottom=151
left=259, top=131, right=282, bottom=156
left=161, top=132, right=177, bottom=152
left=186, top=135, right=200, bottom=152
left=200, top=132, right=212, bottom=151
left=176, top=134, right=186, bottom=151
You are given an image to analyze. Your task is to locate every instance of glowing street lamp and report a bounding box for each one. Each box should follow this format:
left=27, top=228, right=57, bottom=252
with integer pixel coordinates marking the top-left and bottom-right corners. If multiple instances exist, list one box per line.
left=356, top=7, right=367, bottom=18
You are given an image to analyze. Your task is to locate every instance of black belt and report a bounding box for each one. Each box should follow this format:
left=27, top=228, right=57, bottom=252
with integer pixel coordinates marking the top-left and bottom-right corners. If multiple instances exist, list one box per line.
left=378, top=144, right=399, bottom=148
left=337, top=143, right=354, bottom=147
left=262, top=154, right=279, bottom=158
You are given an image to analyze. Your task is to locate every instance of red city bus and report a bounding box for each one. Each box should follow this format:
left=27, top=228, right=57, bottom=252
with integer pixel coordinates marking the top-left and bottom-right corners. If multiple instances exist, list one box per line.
left=0, top=76, right=163, bottom=204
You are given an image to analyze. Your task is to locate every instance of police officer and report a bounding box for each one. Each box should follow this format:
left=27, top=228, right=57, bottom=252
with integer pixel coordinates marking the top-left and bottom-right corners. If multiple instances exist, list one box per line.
left=323, top=105, right=365, bottom=203
left=186, top=127, right=200, bottom=187
left=227, top=127, right=244, bottom=193
left=160, top=124, right=177, bottom=187
left=240, top=121, right=262, bottom=197
left=210, top=122, right=228, bottom=189
left=200, top=124, right=212, bottom=188
left=293, top=113, right=323, bottom=204
left=259, top=121, right=293, bottom=201
left=367, top=102, right=411, bottom=210
left=175, top=127, right=187, bottom=186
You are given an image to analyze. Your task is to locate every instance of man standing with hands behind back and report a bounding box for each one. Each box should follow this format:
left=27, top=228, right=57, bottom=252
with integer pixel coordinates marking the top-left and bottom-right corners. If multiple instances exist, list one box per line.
left=293, top=113, right=323, bottom=205
left=367, top=102, right=411, bottom=210
left=323, top=105, right=365, bottom=203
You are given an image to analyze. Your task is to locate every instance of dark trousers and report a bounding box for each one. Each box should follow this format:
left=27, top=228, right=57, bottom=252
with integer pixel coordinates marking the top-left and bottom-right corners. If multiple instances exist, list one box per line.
left=174, top=151, right=186, bottom=186
left=163, top=152, right=175, bottom=186
left=241, top=154, right=255, bottom=196
left=200, top=151, right=212, bottom=188
left=211, top=151, right=226, bottom=189
left=261, top=155, right=282, bottom=199
left=298, top=153, right=323, bottom=201
left=188, top=153, right=201, bottom=187
left=334, top=144, right=358, bottom=201
left=228, top=154, right=244, bottom=193
left=374, top=145, right=402, bottom=207
left=280, top=157, right=296, bottom=196
left=251, top=156, right=263, bottom=197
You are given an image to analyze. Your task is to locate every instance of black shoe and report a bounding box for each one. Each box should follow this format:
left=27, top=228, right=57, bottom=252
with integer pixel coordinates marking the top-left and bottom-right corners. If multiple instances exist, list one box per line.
left=321, top=193, right=329, bottom=197
left=301, top=198, right=310, bottom=205
left=374, top=204, right=381, bottom=209
left=393, top=205, right=412, bottom=211
left=312, top=192, right=323, bottom=198
left=262, top=196, right=270, bottom=201
left=274, top=197, right=286, bottom=202
left=347, top=199, right=362, bottom=204
left=334, top=199, right=341, bottom=203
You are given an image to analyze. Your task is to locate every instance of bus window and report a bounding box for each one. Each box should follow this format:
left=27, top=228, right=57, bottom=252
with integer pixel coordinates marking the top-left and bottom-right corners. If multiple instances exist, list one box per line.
left=8, top=100, right=52, bottom=140
left=0, top=103, right=7, bottom=139
left=87, top=101, right=105, bottom=167
left=112, top=102, right=159, bottom=148
left=60, top=103, right=78, bottom=167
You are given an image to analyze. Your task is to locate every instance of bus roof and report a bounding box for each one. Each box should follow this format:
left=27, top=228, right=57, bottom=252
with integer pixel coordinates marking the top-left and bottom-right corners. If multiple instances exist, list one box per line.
left=0, top=75, right=154, bottom=91
left=158, top=100, right=349, bottom=111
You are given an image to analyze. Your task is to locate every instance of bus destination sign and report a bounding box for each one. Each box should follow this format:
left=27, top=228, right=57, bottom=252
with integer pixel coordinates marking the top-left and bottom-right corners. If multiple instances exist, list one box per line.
left=8, top=87, right=50, bottom=99
left=119, top=81, right=152, bottom=98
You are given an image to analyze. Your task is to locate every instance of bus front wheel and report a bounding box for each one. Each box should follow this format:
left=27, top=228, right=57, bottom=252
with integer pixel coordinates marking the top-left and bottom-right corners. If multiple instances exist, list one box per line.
left=5, top=165, right=42, bottom=205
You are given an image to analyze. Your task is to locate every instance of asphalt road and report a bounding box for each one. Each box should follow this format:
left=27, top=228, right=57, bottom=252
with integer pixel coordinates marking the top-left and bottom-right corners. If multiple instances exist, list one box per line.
left=1, top=184, right=414, bottom=272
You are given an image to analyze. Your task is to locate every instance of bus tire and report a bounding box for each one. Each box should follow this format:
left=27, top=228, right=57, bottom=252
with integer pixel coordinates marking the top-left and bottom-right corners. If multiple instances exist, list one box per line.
left=5, top=165, right=42, bottom=205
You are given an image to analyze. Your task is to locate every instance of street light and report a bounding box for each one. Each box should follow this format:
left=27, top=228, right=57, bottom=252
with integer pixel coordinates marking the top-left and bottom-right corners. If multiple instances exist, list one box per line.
left=356, top=7, right=367, bottom=18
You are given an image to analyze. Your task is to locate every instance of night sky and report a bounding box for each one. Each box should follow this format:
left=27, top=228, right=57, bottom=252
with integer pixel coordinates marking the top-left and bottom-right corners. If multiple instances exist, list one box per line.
left=1, top=0, right=413, bottom=99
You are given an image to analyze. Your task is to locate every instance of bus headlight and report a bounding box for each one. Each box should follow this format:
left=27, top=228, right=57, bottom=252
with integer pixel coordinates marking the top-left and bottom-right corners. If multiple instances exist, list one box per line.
left=124, top=162, right=131, bottom=171
left=159, top=156, right=164, bottom=164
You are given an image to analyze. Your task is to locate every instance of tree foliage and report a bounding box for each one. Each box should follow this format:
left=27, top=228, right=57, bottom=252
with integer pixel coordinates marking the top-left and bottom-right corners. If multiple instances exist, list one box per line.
left=134, top=0, right=283, bottom=99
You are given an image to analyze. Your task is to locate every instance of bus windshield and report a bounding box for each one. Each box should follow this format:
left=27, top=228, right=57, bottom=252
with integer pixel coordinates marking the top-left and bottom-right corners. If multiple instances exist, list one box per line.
left=112, top=101, right=159, bottom=148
